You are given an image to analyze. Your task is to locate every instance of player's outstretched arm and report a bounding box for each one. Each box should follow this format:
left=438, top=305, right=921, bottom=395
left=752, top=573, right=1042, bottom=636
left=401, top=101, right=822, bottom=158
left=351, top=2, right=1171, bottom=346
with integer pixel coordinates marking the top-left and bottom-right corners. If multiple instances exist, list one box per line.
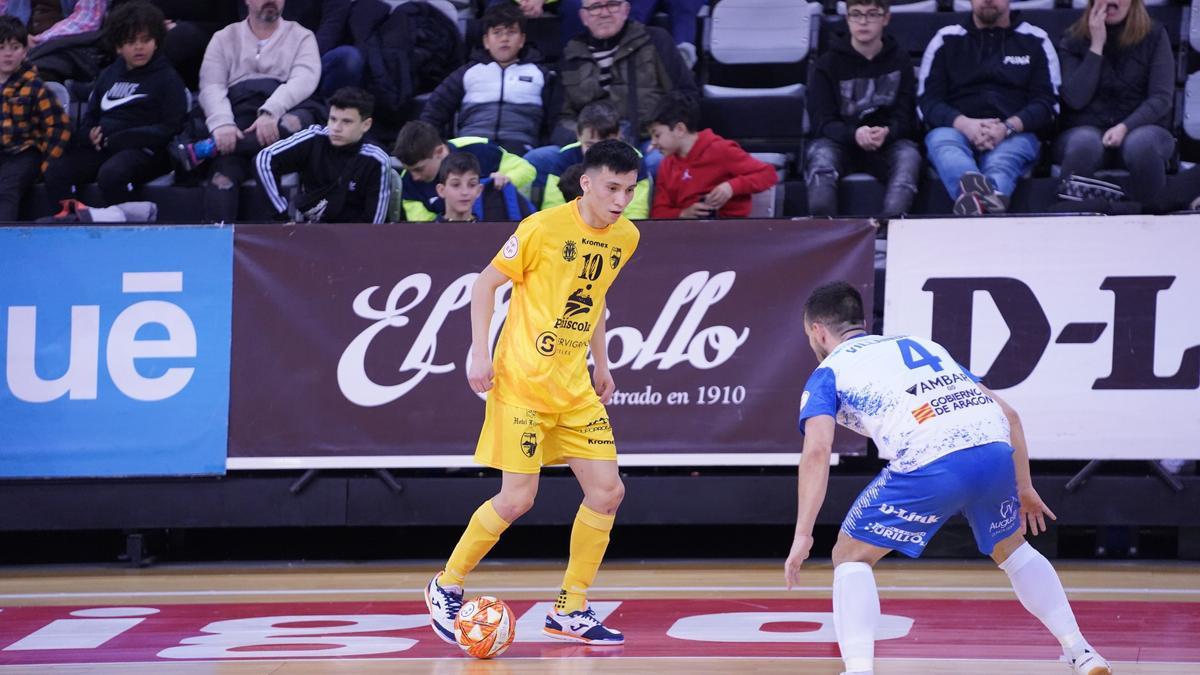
left=786, top=415, right=836, bottom=590
left=468, top=265, right=510, bottom=393
left=979, top=383, right=1057, bottom=536
left=590, top=303, right=615, bottom=405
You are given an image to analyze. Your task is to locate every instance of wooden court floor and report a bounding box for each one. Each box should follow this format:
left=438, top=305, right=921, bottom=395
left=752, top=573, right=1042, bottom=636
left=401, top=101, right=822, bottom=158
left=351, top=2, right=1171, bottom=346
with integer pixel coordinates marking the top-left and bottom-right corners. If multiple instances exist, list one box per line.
left=0, top=560, right=1197, bottom=674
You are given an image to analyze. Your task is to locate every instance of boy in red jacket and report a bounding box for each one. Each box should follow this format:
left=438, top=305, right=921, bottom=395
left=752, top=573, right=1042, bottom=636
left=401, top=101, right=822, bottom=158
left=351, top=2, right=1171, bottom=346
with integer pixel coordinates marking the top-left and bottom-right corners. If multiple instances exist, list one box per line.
left=648, top=92, right=777, bottom=218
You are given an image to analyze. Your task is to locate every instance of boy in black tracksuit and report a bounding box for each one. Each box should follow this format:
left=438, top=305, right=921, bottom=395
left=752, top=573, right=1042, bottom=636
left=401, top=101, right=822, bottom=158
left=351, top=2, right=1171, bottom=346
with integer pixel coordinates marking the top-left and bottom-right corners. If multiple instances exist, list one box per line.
left=255, top=87, right=391, bottom=224
left=805, top=0, right=920, bottom=217
left=43, top=1, right=188, bottom=214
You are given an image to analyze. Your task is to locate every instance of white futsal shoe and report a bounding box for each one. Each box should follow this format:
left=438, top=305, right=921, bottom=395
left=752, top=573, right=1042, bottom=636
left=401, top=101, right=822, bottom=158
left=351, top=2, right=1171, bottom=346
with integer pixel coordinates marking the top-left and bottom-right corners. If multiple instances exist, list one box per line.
left=423, top=571, right=462, bottom=645
left=1069, top=648, right=1113, bottom=675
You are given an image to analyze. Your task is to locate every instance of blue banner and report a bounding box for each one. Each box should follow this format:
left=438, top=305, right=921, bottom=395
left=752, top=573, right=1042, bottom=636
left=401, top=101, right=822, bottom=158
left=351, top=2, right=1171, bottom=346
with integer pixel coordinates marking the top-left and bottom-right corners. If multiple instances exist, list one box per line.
left=0, top=226, right=232, bottom=477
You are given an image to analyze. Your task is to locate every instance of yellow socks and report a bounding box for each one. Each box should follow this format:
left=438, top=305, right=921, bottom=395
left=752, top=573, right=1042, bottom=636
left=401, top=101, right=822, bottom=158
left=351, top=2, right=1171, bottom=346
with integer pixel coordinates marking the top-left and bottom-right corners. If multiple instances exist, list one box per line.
left=439, top=499, right=510, bottom=587
left=557, top=504, right=615, bottom=613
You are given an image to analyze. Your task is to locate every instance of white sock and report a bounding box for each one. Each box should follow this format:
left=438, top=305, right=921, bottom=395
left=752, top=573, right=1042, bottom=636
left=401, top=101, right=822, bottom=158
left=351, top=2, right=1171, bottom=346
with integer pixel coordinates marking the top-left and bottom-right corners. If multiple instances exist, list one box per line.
left=833, top=561, right=879, bottom=673
left=999, top=542, right=1088, bottom=658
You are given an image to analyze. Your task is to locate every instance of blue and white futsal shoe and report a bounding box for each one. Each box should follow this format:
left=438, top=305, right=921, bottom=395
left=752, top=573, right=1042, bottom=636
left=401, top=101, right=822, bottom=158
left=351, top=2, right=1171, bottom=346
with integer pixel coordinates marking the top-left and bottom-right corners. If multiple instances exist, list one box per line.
left=423, top=571, right=462, bottom=644
left=543, top=604, right=625, bottom=645
left=1068, top=648, right=1113, bottom=675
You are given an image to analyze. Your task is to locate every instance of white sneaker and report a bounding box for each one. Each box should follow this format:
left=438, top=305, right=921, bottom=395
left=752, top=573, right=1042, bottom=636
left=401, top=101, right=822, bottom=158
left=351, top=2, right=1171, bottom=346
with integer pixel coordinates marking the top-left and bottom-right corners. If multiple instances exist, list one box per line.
left=1070, top=648, right=1113, bottom=675
left=543, top=605, right=624, bottom=645
left=423, top=571, right=462, bottom=645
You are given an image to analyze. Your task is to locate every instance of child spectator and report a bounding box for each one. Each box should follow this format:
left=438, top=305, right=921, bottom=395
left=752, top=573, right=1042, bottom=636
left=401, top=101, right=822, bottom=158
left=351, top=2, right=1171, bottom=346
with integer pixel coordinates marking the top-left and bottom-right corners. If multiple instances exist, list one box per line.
left=42, top=0, right=187, bottom=215
left=255, top=87, right=391, bottom=224
left=805, top=0, right=920, bottom=218
left=392, top=120, right=535, bottom=222
left=539, top=100, right=649, bottom=218
left=432, top=150, right=534, bottom=222
left=557, top=162, right=584, bottom=202
left=648, top=92, right=777, bottom=219
left=421, top=4, right=550, bottom=155
left=0, top=15, right=70, bottom=221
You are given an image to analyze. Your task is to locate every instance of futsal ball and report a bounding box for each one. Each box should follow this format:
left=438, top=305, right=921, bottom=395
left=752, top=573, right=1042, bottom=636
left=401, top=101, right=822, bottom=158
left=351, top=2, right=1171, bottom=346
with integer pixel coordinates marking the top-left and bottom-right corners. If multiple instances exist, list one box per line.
left=454, top=595, right=516, bottom=658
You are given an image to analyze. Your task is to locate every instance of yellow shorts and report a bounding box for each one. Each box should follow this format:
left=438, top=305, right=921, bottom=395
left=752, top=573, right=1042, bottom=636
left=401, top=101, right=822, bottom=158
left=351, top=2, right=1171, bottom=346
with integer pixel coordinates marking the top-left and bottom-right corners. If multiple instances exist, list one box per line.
left=473, top=394, right=617, bottom=474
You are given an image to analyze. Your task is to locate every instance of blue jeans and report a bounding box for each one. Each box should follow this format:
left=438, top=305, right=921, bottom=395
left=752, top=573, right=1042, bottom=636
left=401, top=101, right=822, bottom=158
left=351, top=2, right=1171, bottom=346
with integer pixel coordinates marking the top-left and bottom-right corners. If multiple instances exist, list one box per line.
left=925, top=127, right=1040, bottom=199
left=319, top=46, right=366, bottom=100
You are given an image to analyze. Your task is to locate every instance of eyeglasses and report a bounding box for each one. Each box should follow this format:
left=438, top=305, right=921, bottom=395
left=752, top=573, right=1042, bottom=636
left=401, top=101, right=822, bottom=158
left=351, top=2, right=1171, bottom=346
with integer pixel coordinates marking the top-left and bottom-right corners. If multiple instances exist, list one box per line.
left=583, top=0, right=627, bottom=15
left=847, top=10, right=887, bottom=22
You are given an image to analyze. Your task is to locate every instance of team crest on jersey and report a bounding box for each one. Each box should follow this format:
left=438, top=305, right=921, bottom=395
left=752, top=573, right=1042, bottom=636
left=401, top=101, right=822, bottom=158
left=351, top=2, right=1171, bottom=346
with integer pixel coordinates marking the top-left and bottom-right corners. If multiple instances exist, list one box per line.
left=562, top=240, right=577, bottom=262
left=610, top=246, right=622, bottom=269
left=520, top=432, right=538, bottom=457
left=502, top=235, right=519, bottom=259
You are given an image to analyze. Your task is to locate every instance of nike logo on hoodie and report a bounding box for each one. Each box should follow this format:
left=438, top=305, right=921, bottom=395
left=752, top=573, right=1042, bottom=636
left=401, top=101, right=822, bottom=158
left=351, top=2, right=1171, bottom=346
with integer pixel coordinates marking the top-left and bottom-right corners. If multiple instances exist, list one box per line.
left=100, top=82, right=147, bottom=111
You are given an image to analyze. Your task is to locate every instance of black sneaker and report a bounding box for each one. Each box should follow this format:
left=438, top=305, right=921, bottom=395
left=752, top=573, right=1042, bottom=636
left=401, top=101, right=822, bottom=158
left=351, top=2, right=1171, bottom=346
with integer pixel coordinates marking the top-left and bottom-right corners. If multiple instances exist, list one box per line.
left=952, top=191, right=984, bottom=215
left=958, top=171, right=1008, bottom=213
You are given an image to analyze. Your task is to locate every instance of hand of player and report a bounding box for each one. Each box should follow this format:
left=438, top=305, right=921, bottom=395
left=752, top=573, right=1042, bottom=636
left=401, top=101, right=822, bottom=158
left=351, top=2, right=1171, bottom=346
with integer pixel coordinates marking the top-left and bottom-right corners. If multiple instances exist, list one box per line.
left=245, top=113, right=280, bottom=148
left=784, top=534, right=814, bottom=590
left=592, top=365, right=615, bottom=404
left=467, top=353, right=494, bottom=393
left=1017, top=486, right=1057, bottom=536
left=1102, top=123, right=1128, bottom=148
left=704, top=181, right=733, bottom=209
left=490, top=172, right=510, bottom=190
left=680, top=201, right=716, bottom=219
left=88, top=126, right=104, bottom=150
left=213, top=125, right=243, bottom=155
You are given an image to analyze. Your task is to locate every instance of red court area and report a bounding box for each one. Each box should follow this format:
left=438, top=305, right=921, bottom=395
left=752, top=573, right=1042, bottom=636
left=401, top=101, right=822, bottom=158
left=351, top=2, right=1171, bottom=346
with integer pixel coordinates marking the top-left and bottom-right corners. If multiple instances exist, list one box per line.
left=1, top=598, right=1197, bottom=666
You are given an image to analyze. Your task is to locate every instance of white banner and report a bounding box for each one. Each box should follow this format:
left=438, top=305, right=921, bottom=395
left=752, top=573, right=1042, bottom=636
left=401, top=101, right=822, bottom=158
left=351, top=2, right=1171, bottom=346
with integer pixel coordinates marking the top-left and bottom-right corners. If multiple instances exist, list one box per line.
left=884, top=215, right=1200, bottom=460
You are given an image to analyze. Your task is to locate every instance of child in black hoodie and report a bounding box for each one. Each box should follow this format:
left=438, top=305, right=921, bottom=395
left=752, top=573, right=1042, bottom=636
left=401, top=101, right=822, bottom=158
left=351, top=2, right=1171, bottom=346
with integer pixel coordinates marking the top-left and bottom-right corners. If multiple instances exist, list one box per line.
left=43, top=1, right=188, bottom=215
left=804, top=0, right=920, bottom=218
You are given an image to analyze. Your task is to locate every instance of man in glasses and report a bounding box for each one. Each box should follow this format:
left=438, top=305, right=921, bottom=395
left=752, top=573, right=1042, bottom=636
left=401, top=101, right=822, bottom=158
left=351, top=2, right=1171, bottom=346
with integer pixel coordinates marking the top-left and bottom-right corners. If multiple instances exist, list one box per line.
left=550, top=0, right=697, bottom=182
left=805, top=0, right=921, bottom=218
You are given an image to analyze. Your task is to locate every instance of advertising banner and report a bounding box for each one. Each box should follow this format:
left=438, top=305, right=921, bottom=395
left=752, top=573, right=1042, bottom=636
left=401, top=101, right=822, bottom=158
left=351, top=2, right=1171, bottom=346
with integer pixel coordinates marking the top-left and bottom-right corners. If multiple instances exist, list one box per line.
left=885, top=215, right=1200, bottom=460
left=0, top=226, right=233, bottom=477
left=227, top=220, right=875, bottom=468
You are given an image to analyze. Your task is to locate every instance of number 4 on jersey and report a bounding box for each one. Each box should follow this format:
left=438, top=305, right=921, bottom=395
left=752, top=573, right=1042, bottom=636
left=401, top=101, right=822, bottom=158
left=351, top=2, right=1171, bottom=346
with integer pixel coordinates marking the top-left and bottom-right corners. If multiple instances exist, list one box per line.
left=897, top=338, right=944, bottom=373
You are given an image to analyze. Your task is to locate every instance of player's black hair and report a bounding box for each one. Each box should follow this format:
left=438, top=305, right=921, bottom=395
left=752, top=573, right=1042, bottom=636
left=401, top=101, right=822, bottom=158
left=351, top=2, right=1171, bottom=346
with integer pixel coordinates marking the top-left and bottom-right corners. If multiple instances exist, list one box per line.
left=437, top=152, right=481, bottom=185
left=104, top=0, right=167, bottom=50
left=804, top=281, right=865, bottom=329
left=392, top=120, right=445, bottom=166
left=649, top=91, right=700, bottom=133
left=328, top=87, right=375, bottom=120
left=482, top=3, right=526, bottom=34
left=559, top=163, right=585, bottom=202
left=578, top=100, right=621, bottom=139
left=582, top=139, right=640, bottom=176
left=0, top=16, right=28, bottom=47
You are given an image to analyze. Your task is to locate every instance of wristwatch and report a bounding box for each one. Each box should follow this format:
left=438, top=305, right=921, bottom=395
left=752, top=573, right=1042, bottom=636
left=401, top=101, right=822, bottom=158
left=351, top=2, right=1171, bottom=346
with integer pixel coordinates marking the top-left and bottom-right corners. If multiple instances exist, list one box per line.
left=1003, top=121, right=1017, bottom=137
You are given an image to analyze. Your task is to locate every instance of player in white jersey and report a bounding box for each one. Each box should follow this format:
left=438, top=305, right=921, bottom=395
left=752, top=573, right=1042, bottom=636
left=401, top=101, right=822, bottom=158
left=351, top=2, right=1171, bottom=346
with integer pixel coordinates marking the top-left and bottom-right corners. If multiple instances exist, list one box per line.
left=784, top=282, right=1112, bottom=675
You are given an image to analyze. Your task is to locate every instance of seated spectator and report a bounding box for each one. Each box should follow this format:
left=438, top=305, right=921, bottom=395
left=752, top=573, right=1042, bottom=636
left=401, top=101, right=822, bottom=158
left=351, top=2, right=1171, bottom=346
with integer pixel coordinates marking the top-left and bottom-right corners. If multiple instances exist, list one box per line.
left=421, top=4, right=549, bottom=155
left=255, top=87, right=390, bottom=224
left=174, top=0, right=324, bottom=223
left=500, top=0, right=704, bottom=65
left=435, top=151, right=535, bottom=222
left=918, top=0, right=1058, bottom=215
left=1056, top=0, right=1173, bottom=205
left=805, top=0, right=920, bottom=218
left=648, top=92, right=777, bottom=219
left=41, top=0, right=186, bottom=215
left=557, top=162, right=583, bottom=202
left=279, top=0, right=361, bottom=98
left=118, top=0, right=240, bottom=91
left=527, top=0, right=696, bottom=182
left=540, top=100, right=649, bottom=218
left=0, top=15, right=70, bottom=221
left=391, top=120, right=535, bottom=221
left=2, top=0, right=104, bottom=50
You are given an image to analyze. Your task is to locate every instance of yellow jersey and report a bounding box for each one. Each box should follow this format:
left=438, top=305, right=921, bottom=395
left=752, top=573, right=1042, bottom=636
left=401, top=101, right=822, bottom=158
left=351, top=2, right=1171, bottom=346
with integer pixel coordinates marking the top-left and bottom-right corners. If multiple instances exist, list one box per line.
left=489, top=199, right=640, bottom=413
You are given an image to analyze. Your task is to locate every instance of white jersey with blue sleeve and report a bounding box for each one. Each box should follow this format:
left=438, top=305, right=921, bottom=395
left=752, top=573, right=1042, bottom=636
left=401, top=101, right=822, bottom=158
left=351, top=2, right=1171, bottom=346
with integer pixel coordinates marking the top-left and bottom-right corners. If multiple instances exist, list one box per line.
left=798, top=334, right=1011, bottom=473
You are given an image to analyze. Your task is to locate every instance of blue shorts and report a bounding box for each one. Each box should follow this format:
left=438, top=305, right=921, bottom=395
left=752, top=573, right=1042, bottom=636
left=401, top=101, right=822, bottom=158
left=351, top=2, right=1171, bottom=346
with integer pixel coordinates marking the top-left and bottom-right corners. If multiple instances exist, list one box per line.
left=841, top=442, right=1021, bottom=557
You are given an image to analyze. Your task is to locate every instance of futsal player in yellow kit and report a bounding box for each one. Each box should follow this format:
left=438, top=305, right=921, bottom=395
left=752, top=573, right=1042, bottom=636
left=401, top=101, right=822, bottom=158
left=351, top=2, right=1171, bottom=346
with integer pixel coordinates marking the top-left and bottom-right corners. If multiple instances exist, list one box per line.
left=424, top=139, right=642, bottom=646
